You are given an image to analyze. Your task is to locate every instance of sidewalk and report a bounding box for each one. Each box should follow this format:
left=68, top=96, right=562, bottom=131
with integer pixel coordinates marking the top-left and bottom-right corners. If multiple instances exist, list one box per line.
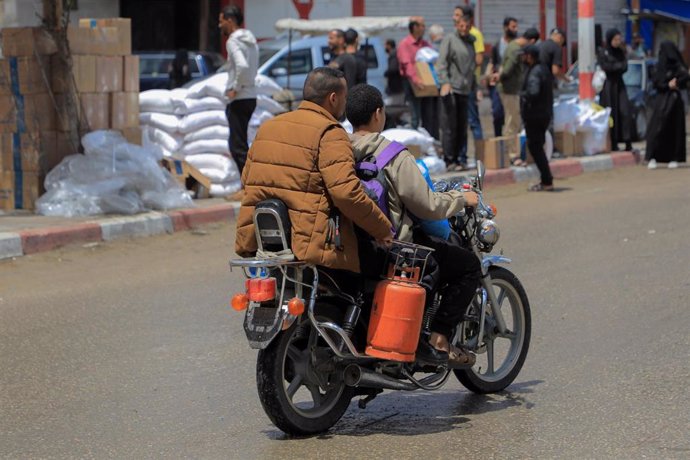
left=0, top=151, right=639, bottom=261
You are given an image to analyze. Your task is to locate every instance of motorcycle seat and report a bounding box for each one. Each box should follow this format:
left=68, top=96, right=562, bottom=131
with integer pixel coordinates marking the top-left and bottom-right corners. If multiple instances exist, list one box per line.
left=254, top=199, right=292, bottom=253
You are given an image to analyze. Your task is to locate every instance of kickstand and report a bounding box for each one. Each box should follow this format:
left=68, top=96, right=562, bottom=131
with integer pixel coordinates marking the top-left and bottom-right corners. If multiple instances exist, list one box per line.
left=358, top=389, right=383, bottom=409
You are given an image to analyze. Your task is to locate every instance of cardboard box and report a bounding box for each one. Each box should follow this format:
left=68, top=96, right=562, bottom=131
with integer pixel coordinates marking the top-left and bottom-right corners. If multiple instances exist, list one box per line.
left=0, top=60, right=11, bottom=96
left=51, top=55, right=97, bottom=93
left=123, top=55, right=140, bottom=92
left=0, top=95, right=16, bottom=132
left=0, top=131, right=60, bottom=173
left=0, top=170, right=42, bottom=211
left=80, top=18, right=132, bottom=55
left=0, top=27, right=57, bottom=57
left=412, top=62, right=439, bottom=98
left=0, top=93, right=56, bottom=133
left=477, top=135, right=519, bottom=169
left=95, top=56, right=123, bottom=93
left=121, top=127, right=142, bottom=145
left=554, top=131, right=584, bottom=157
left=66, top=27, right=95, bottom=55
left=7, top=56, right=52, bottom=95
left=110, top=92, right=139, bottom=129
left=406, top=144, right=423, bottom=158
left=161, top=158, right=212, bottom=199
left=80, top=93, right=110, bottom=131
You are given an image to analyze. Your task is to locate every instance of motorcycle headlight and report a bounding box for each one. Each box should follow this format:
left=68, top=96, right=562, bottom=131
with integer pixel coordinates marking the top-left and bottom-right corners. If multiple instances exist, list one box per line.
left=477, top=219, right=500, bottom=245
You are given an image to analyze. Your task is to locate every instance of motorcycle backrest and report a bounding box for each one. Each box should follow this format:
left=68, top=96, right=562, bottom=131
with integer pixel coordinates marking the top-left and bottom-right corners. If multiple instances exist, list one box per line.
left=253, top=199, right=292, bottom=252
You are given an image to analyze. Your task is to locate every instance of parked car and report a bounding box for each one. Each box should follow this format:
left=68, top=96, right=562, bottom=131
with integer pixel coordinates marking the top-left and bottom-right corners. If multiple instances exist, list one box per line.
left=137, top=51, right=225, bottom=91
left=558, top=58, right=656, bottom=140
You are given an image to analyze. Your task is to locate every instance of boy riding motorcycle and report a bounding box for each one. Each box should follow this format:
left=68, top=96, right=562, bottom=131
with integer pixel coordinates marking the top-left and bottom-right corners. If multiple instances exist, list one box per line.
left=347, top=83, right=481, bottom=367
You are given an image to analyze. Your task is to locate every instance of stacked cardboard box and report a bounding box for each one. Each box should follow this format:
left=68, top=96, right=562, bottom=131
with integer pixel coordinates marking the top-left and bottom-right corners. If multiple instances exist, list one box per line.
left=477, top=135, right=520, bottom=169
left=0, top=19, right=140, bottom=211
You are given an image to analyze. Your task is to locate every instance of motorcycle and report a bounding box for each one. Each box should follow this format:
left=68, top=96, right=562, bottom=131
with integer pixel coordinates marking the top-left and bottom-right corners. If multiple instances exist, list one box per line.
left=229, top=161, right=531, bottom=436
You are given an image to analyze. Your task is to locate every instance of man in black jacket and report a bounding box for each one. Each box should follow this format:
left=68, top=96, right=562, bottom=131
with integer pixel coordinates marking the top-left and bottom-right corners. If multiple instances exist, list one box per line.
left=520, top=45, right=554, bottom=192
left=384, top=39, right=404, bottom=95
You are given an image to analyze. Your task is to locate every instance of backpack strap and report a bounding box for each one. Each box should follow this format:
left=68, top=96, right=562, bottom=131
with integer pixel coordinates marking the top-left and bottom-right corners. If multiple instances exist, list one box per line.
left=374, top=141, right=407, bottom=169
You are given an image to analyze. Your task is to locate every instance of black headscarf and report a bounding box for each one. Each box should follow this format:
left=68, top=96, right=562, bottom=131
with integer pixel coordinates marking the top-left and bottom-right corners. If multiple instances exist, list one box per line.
left=605, top=28, right=625, bottom=59
left=657, top=40, right=686, bottom=75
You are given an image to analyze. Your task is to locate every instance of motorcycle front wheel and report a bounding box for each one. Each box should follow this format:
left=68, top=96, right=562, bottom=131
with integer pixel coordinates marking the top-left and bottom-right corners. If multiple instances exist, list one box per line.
left=256, top=304, right=354, bottom=436
left=454, top=266, right=531, bottom=394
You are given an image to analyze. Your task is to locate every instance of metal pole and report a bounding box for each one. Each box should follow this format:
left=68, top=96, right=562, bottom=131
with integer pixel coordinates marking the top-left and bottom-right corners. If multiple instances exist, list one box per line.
left=287, top=28, right=293, bottom=111
left=578, top=0, right=596, bottom=101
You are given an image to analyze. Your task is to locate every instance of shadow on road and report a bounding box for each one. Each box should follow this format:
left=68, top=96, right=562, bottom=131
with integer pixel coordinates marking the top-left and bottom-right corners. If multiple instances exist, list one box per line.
left=264, top=379, right=543, bottom=440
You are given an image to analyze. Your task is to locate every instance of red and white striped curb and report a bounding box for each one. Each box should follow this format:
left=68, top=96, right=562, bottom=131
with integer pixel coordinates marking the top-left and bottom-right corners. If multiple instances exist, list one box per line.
left=0, top=152, right=638, bottom=261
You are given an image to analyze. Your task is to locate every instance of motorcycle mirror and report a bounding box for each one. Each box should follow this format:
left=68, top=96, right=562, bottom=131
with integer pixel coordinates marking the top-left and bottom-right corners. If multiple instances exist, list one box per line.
left=476, top=160, right=485, bottom=190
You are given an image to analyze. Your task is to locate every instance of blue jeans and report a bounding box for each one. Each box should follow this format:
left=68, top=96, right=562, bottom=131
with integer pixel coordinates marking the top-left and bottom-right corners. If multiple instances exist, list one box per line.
left=460, top=93, right=484, bottom=161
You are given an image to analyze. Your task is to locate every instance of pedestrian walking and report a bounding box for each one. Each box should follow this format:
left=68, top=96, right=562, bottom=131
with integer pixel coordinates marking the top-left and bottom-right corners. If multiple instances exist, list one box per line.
left=384, top=39, right=404, bottom=96
left=645, top=41, right=689, bottom=169
left=598, top=28, right=633, bottom=152
left=344, top=28, right=367, bottom=85
left=168, top=49, right=192, bottom=89
left=461, top=5, right=485, bottom=162
left=436, top=11, right=476, bottom=171
left=397, top=16, right=431, bottom=131
left=219, top=4, right=258, bottom=200
left=328, top=29, right=358, bottom=89
left=520, top=45, right=554, bottom=192
left=486, top=17, right=518, bottom=136
left=495, top=29, right=538, bottom=137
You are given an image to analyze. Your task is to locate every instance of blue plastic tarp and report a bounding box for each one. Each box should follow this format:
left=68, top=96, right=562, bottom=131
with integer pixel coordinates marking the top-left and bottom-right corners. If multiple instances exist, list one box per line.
left=640, top=0, right=690, bottom=22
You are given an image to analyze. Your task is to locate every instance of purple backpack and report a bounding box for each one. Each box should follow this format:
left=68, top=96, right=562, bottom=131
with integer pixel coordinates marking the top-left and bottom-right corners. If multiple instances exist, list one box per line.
left=355, top=141, right=407, bottom=235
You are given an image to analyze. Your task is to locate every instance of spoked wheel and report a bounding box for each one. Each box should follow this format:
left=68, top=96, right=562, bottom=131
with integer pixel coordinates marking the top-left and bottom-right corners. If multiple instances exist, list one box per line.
left=454, top=266, right=531, bottom=393
left=256, top=308, right=354, bottom=436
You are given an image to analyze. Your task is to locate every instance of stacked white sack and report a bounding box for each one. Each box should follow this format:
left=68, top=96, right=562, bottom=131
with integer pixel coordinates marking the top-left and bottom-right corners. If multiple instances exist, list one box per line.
left=139, top=74, right=286, bottom=197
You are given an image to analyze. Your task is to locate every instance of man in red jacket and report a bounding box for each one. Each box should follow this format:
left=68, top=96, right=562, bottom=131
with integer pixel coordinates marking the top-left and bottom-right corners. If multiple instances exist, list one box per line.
left=397, top=16, right=431, bottom=131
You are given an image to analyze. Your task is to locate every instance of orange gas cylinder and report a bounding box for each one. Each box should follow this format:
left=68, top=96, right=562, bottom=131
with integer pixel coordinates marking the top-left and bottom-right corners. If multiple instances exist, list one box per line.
left=365, top=277, right=426, bottom=362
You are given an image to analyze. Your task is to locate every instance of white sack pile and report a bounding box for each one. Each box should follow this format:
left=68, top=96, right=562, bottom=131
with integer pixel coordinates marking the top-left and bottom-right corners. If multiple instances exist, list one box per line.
left=553, top=98, right=611, bottom=156
left=139, top=74, right=285, bottom=197
left=36, top=131, right=194, bottom=217
left=381, top=127, right=446, bottom=174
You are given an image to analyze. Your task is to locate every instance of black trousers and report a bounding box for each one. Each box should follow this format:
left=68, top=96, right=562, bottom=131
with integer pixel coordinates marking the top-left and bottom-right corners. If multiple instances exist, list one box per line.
left=415, top=233, right=481, bottom=338
left=226, top=98, right=256, bottom=176
left=525, top=117, right=553, bottom=187
left=421, top=97, right=440, bottom=140
left=441, top=93, right=469, bottom=166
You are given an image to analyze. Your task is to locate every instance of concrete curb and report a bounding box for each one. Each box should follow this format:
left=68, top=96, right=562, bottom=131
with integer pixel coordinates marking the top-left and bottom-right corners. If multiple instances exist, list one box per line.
left=1, top=153, right=636, bottom=261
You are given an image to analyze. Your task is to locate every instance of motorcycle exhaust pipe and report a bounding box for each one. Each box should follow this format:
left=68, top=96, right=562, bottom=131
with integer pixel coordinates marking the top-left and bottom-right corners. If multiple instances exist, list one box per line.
left=344, top=364, right=417, bottom=391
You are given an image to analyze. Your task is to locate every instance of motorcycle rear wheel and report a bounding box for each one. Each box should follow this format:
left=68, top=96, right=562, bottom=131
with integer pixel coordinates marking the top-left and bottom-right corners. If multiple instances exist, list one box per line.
left=454, top=266, right=531, bottom=394
left=256, top=304, right=354, bottom=436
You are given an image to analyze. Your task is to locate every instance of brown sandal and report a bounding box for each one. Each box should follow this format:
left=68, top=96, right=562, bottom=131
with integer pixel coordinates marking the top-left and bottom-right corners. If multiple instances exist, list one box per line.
left=447, top=345, right=476, bottom=368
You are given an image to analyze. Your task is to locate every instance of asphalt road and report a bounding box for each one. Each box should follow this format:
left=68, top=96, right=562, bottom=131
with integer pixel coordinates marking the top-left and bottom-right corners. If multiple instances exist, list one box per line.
left=2, top=166, right=689, bottom=459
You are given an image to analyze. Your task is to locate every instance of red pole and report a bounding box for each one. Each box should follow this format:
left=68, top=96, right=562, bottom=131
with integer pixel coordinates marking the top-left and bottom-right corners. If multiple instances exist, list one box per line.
left=578, top=0, right=595, bottom=101
left=353, top=0, right=365, bottom=16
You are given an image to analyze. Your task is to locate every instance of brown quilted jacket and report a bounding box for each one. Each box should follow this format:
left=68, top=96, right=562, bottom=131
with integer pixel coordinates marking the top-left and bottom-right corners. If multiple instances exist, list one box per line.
left=234, top=101, right=392, bottom=272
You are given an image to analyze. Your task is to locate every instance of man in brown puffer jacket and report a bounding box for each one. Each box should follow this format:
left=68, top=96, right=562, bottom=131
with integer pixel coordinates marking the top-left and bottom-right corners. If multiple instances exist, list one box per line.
left=235, top=67, right=393, bottom=273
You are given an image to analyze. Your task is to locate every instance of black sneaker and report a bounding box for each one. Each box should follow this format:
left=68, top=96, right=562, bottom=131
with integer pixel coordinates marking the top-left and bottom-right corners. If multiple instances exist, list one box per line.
left=415, top=339, right=449, bottom=366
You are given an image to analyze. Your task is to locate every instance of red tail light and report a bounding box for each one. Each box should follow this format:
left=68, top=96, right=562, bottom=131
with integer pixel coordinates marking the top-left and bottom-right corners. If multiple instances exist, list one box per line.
left=246, top=277, right=277, bottom=302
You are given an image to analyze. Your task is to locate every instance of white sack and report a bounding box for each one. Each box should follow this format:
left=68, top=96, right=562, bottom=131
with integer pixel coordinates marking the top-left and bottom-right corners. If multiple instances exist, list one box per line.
left=142, top=126, right=183, bottom=152
left=186, top=73, right=229, bottom=100
left=140, top=112, right=181, bottom=133
left=210, top=180, right=242, bottom=197
left=421, top=155, right=446, bottom=175
left=179, top=110, right=228, bottom=133
left=184, top=125, right=230, bottom=143
left=255, top=74, right=282, bottom=97
left=257, top=94, right=287, bottom=115
left=176, top=96, right=226, bottom=115
left=140, top=90, right=176, bottom=114
left=381, top=128, right=434, bottom=152
left=180, top=138, right=229, bottom=155
left=248, top=109, right=275, bottom=146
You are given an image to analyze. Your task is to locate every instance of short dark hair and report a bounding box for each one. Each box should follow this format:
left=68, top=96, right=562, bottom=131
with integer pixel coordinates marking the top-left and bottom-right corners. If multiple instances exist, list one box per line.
left=330, top=28, right=345, bottom=39
left=385, top=39, right=396, bottom=49
left=344, top=28, right=358, bottom=46
left=523, top=28, right=540, bottom=41
left=503, top=16, right=517, bottom=27
left=222, top=5, right=244, bottom=26
left=459, top=5, right=474, bottom=19
left=346, top=84, right=384, bottom=128
left=408, top=20, right=420, bottom=34
left=303, top=67, right=346, bottom=105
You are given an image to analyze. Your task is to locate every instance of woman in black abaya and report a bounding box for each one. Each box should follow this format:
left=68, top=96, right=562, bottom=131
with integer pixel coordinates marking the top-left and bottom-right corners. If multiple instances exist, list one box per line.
left=645, top=41, right=689, bottom=169
left=598, top=28, right=632, bottom=151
